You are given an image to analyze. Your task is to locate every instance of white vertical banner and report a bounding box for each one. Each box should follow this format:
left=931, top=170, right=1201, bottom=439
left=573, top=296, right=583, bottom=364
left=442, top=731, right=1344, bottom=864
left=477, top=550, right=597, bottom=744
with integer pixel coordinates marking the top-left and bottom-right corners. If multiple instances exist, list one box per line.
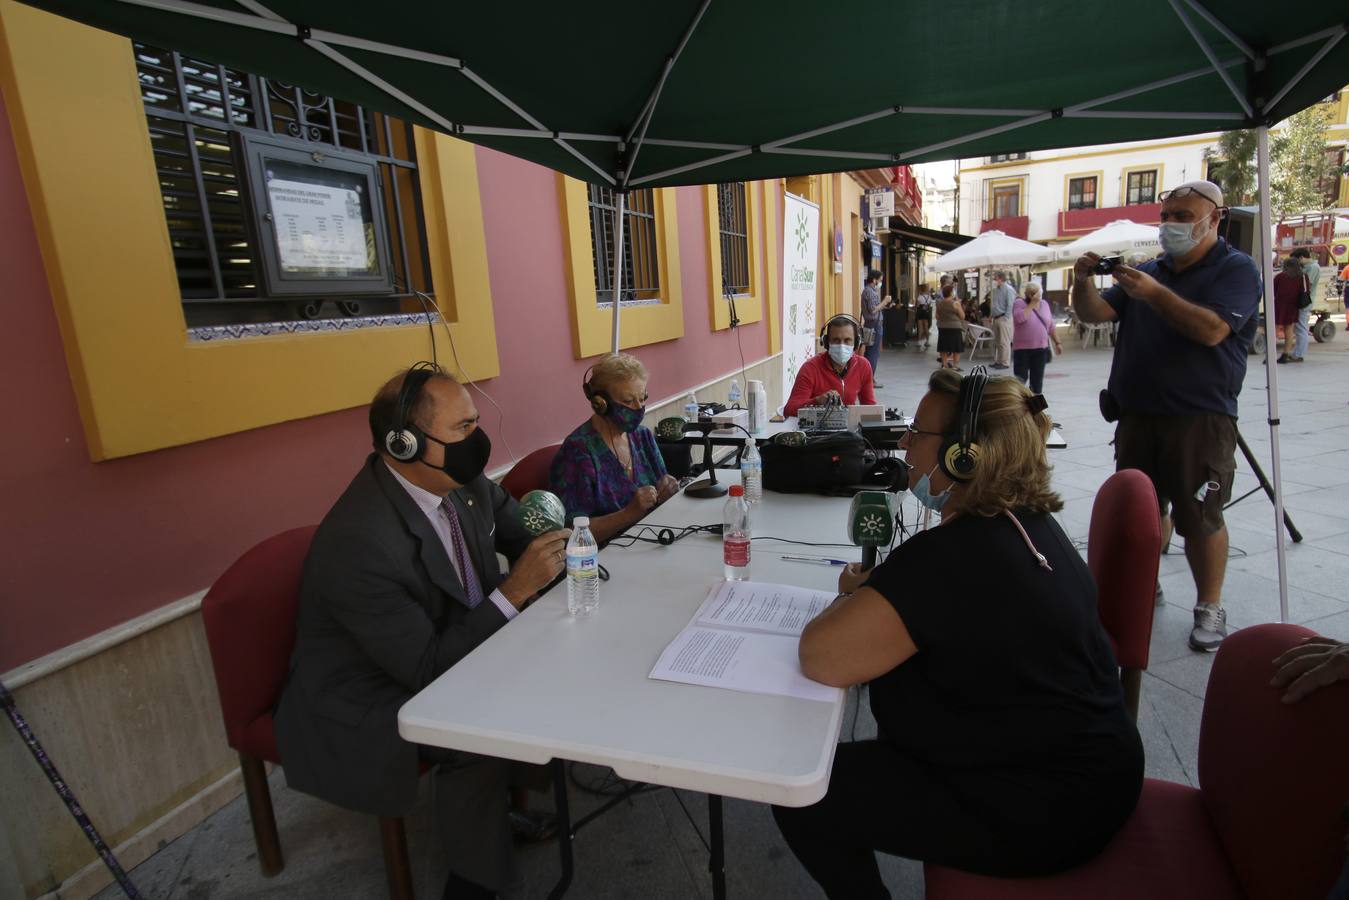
left=781, top=191, right=820, bottom=410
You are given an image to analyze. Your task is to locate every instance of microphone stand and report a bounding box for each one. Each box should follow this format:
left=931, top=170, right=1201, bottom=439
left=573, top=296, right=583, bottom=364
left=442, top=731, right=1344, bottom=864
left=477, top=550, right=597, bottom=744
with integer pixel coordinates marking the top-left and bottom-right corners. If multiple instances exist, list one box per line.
left=862, top=545, right=878, bottom=570
left=685, top=422, right=755, bottom=500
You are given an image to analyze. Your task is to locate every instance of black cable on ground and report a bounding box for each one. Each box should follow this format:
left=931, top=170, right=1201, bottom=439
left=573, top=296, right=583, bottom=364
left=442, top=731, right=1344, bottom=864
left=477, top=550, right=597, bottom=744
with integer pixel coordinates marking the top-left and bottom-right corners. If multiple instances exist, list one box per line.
left=1, top=679, right=142, bottom=899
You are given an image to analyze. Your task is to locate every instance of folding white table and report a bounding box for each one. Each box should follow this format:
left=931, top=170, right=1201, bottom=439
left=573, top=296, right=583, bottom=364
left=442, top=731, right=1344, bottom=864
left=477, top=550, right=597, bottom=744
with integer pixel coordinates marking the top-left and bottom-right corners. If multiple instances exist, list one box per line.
left=399, top=475, right=854, bottom=898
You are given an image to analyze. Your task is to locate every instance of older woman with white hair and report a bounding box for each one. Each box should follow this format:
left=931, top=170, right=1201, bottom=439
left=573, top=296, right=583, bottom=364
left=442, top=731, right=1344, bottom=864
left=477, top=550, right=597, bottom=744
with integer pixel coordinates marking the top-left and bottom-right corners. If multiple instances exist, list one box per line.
left=549, top=352, right=680, bottom=542
left=1011, top=281, right=1062, bottom=394
left=772, top=367, right=1141, bottom=896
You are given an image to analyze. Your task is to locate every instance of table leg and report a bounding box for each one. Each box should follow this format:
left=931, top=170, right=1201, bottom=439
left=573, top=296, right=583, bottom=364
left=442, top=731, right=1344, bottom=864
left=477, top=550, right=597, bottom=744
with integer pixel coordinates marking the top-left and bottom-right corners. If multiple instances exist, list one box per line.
left=547, top=759, right=574, bottom=900
left=709, top=794, right=726, bottom=900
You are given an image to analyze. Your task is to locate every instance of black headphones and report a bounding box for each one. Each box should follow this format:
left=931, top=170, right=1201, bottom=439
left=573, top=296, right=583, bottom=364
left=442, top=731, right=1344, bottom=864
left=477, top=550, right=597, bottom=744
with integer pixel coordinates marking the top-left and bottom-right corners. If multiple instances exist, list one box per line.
left=384, top=361, right=440, bottom=462
left=581, top=365, right=612, bottom=416
left=938, top=365, right=989, bottom=482
left=819, top=313, right=863, bottom=347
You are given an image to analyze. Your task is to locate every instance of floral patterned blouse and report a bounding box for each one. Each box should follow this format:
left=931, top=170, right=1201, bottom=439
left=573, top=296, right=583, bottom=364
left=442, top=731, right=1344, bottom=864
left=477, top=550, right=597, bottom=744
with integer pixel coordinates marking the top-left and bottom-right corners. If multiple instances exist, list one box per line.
left=549, top=420, right=668, bottom=524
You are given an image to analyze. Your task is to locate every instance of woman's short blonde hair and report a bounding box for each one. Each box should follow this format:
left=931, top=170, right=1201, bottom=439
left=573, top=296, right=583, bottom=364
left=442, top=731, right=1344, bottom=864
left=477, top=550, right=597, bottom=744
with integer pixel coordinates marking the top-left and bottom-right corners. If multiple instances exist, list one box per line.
left=926, top=367, right=1062, bottom=516
left=1023, top=281, right=1041, bottom=297
left=588, top=352, right=649, bottom=394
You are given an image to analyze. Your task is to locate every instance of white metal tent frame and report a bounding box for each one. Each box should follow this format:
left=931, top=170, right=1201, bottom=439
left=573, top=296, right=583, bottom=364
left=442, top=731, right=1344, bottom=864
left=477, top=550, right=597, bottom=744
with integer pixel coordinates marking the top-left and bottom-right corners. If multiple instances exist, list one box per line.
left=105, top=0, right=1349, bottom=617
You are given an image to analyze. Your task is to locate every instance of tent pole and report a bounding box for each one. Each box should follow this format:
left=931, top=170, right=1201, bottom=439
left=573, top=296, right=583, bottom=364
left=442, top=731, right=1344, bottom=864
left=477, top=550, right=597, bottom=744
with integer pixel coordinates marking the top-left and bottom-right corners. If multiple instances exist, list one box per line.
left=610, top=191, right=627, bottom=355
left=1255, top=124, right=1289, bottom=622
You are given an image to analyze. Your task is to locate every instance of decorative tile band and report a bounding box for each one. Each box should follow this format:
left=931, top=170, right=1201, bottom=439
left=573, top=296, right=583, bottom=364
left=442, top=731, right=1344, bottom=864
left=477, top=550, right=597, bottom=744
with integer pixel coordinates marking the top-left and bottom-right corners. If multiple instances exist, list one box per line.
left=187, top=311, right=442, bottom=343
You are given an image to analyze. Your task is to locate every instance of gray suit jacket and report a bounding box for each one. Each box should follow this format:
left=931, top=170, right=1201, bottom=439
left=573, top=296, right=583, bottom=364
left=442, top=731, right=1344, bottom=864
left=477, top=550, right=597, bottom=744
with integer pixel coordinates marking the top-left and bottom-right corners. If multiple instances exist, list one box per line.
left=275, top=454, right=532, bottom=817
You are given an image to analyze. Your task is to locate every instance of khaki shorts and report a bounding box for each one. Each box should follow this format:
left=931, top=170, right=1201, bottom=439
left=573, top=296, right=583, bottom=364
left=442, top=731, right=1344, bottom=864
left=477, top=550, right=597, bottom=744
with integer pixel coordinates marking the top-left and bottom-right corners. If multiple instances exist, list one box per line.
left=1114, top=413, right=1237, bottom=538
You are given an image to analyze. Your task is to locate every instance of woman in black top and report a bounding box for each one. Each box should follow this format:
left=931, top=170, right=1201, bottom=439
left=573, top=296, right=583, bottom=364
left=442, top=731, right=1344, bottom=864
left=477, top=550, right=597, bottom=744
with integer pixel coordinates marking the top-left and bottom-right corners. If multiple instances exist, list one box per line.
left=773, top=367, right=1142, bottom=899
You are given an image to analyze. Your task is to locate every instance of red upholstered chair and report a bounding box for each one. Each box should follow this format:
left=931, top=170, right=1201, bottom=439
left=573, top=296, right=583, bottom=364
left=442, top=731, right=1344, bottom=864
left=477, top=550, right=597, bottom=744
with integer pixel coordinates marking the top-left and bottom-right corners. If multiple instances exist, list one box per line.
left=924, top=623, right=1349, bottom=900
left=1088, top=468, right=1161, bottom=721
left=201, top=526, right=416, bottom=900
left=500, top=443, right=562, bottom=500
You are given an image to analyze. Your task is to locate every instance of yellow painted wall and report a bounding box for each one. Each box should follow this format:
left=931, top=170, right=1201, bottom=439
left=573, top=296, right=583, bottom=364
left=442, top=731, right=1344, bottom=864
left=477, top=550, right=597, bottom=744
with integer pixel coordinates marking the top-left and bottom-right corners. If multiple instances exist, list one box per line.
left=703, top=182, right=764, bottom=330
left=556, top=175, right=684, bottom=358
left=0, top=1, right=500, bottom=460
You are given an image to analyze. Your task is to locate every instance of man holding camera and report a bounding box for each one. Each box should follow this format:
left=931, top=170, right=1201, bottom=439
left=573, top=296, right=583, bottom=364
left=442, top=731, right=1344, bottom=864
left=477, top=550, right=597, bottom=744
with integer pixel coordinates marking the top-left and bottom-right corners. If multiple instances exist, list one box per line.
left=1071, top=180, right=1260, bottom=652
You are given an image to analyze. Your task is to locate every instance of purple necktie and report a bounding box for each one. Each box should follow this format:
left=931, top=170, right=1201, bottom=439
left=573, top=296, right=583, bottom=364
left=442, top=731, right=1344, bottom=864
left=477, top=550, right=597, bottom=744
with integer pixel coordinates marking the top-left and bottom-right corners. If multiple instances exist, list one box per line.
left=440, top=498, right=485, bottom=609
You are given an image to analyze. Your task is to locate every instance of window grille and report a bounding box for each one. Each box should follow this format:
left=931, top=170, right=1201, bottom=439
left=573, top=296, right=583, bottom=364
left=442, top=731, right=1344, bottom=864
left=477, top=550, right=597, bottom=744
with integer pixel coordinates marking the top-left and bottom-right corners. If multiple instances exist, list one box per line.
left=587, top=186, right=660, bottom=304
left=716, top=183, right=750, bottom=295
left=133, top=43, right=432, bottom=326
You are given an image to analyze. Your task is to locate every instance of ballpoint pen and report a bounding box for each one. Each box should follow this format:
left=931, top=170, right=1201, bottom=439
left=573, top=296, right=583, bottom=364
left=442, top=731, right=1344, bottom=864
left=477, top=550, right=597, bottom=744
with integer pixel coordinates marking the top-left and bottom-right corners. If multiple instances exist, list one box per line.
left=779, top=555, right=851, bottom=566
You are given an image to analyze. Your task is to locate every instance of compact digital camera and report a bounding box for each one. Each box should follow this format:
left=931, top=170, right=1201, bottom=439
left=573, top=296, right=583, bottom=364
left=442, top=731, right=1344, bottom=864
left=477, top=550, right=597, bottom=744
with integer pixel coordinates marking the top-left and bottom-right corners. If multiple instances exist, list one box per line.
left=1093, top=256, right=1123, bottom=275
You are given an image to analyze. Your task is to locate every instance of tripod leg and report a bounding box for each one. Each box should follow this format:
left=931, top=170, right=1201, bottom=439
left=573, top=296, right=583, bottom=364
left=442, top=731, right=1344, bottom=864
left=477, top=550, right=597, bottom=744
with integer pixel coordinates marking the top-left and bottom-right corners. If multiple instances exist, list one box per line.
left=1233, top=429, right=1303, bottom=543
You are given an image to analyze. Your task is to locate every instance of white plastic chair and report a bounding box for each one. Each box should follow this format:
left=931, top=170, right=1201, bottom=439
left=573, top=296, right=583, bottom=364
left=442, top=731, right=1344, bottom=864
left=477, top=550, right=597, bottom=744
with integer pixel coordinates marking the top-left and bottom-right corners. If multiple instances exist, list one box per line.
left=1081, top=321, right=1115, bottom=349
left=966, top=323, right=993, bottom=360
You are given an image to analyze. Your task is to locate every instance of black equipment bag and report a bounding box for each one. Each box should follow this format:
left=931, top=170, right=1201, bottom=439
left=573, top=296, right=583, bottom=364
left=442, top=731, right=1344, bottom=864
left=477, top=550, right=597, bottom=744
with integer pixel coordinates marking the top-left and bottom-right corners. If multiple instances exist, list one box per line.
left=761, top=431, right=869, bottom=494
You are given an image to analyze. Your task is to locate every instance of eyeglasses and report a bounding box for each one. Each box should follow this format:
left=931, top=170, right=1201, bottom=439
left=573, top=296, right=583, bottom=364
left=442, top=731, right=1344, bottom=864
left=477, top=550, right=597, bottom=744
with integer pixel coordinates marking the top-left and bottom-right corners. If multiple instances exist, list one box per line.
left=903, top=422, right=944, bottom=439
left=1158, top=186, right=1223, bottom=208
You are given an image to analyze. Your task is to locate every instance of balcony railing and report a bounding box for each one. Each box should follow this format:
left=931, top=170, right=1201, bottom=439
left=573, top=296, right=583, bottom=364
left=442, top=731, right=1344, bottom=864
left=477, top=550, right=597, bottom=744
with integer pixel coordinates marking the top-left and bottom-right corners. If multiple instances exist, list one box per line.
left=980, top=216, right=1030, bottom=239
left=1058, top=203, right=1162, bottom=237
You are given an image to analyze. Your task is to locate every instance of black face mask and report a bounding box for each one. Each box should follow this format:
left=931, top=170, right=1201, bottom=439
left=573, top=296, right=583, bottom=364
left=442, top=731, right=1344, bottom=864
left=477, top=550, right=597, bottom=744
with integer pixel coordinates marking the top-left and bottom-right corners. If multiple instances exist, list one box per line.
left=421, top=426, right=492, bottom=484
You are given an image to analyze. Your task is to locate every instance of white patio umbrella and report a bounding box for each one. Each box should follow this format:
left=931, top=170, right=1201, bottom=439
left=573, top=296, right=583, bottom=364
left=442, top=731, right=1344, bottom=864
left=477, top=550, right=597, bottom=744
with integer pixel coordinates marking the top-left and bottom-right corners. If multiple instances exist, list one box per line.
left=1056, top=219, right=1162, bottom=261
left=925, top=230, right=1054, bottom=272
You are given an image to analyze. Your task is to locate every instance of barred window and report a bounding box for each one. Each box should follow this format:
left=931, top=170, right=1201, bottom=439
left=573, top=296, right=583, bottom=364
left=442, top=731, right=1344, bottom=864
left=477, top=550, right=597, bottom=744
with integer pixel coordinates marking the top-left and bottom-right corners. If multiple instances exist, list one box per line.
left=1126, top=170, right=1158, bottom=205
left=989, top=152, right=1027, bottom=163
left=717, top=182, right=750, bottom=295
left=587, top=186, right=659, bottom=304
left=1067, top=176, right=1098, bottom=210
left=134, top=43, right=432, bottom=326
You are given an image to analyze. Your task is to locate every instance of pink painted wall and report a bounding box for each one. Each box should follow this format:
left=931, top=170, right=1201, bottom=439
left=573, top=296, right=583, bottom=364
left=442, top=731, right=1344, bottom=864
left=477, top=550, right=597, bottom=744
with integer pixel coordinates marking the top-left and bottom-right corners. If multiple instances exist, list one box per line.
left=0, top=115, right=775, bottom=670
left=473, top=146, right=772, bottom=471
left=0, top=90, right=377, bottom=671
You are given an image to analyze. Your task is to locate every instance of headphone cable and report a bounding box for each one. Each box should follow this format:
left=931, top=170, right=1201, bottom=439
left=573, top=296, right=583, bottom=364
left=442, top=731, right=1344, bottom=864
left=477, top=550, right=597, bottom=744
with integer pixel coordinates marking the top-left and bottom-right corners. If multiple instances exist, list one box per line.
left=412, top=290, right=518, bottom=465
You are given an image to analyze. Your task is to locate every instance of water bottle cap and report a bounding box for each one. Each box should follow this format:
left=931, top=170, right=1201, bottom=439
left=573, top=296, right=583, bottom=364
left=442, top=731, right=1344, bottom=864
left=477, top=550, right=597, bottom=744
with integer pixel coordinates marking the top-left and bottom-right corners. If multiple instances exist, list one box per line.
left=574, top=516, right=590, bottom=527
left=729, top=485, right=744, bottom=496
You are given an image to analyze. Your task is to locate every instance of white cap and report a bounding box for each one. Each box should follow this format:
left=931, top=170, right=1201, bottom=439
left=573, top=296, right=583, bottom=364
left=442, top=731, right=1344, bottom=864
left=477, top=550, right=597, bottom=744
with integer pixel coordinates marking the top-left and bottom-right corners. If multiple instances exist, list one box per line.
left=1167, top=180, right=1225, bottom=207
left=574, top=516, right=589, bottom=527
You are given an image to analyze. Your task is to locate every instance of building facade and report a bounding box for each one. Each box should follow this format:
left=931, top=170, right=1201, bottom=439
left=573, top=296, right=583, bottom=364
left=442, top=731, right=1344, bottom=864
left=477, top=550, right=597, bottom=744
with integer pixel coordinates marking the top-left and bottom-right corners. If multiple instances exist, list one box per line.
left=957, top=91, right=1349, bottom=291
left=0, top=5, right=919, bottom=896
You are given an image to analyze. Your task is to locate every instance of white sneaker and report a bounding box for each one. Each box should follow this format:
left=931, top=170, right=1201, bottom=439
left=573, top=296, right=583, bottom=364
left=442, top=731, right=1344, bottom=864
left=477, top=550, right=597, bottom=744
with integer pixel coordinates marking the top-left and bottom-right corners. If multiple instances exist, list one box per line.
left=1189, top=604, right=1228, bottom=652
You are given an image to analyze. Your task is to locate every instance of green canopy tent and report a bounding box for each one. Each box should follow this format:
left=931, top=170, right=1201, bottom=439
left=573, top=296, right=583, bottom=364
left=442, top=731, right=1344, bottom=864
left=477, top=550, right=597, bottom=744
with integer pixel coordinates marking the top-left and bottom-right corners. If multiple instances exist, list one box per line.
left=17, top=0, right=1349, bottom=620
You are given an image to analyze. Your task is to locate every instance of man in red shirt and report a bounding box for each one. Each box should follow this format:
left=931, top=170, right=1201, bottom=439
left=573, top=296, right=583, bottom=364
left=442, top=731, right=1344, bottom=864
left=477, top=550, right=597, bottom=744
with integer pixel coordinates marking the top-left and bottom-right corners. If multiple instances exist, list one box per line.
left=785, top=314, right=878, bottom=416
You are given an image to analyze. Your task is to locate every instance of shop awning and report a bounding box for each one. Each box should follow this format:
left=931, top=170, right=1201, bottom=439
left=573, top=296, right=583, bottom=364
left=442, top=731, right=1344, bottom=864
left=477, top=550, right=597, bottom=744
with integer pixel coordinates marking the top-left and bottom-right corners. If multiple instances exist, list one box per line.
left=887, top=222, right=974, bottom=254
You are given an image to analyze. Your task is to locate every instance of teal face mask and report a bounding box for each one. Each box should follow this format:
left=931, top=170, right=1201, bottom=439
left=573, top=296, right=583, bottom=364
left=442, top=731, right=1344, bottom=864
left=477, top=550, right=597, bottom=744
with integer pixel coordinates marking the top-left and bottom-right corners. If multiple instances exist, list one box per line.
left=828, top=343, right=854, bottom=366
left=911, top=466, right=951, bottom=512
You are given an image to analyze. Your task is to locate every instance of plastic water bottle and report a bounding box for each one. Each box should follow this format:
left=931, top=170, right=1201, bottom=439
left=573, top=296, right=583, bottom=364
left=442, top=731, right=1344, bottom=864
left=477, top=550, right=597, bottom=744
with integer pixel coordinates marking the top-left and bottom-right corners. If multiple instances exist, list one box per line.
left=566, top=517, right=599, bottom=616
left=723, top=485, right=751, bottom=581
left=740, top=439, right=762, bottom=503
left=728, top=379, right=742, bottom=407
left=684, top=392, right=700, bottom=423
left=747, top=380, right=767, bottom=433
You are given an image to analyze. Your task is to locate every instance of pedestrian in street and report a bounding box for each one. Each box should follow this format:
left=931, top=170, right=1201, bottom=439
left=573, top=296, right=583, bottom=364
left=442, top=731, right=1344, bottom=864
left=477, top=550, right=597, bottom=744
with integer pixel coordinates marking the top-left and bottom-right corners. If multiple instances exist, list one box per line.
left=1273, top=257, right=1305, bottom=363
left=935, top=284, right=965, bottom=370
left=915, top=283, right=934, bottom=349
left=1071, top=180, right=1261, bottom=653
left=1012, top=282, right=1062, bottom=394
left=860, top=269, right=893, bottom=387
left=989, top=270, right=1017, bottom=370
left=1290, top=248, right=1319, bottom=362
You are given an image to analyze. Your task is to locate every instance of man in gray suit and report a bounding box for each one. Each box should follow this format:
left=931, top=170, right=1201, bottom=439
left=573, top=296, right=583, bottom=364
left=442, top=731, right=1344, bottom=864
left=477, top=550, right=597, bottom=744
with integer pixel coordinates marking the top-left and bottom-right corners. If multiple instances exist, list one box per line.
left=276, top=365, right=570, bottom=899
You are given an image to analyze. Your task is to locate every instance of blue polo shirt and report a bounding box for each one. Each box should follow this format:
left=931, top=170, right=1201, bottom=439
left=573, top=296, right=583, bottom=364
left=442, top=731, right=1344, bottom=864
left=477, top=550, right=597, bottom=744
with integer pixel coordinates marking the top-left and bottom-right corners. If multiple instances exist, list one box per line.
left=1103, top=240, right=1260, bottom=418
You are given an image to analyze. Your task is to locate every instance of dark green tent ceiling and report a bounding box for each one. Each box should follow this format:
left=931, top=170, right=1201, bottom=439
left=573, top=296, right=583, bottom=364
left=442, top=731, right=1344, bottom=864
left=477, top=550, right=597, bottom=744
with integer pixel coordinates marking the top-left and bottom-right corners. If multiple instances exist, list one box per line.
left=16, top=0, right=1349, bottom=188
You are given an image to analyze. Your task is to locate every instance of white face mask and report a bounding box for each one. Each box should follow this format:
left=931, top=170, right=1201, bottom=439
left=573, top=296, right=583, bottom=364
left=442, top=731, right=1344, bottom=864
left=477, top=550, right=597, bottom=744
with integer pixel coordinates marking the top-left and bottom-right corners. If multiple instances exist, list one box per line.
left=1158, top=216, right=1212, bottom=257
left=828, top=343, right=854, bottom=365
